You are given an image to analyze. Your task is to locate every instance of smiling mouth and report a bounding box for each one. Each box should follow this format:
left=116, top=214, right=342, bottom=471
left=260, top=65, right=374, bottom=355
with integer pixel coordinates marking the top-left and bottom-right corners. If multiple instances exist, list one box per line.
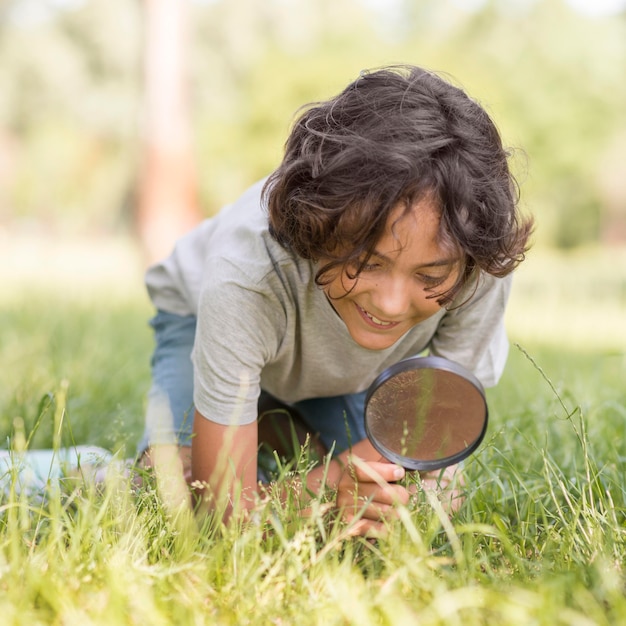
left=356, top=304, right=399, bottom=328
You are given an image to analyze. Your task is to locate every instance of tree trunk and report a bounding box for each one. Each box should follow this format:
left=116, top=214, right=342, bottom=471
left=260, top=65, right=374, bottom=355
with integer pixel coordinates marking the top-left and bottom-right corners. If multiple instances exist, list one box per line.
left=137, top=0, right=201, bottom=266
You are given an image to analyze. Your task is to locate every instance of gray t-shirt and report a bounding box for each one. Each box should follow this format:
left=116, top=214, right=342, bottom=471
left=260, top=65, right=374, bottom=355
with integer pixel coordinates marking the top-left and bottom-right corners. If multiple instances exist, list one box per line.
left=146, top=179, right=512, bottom=427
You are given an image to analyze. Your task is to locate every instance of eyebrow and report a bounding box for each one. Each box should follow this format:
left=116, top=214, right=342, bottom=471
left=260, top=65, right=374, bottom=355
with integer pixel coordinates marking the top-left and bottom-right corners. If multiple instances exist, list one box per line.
left=369, top=250, right=459, bottom=270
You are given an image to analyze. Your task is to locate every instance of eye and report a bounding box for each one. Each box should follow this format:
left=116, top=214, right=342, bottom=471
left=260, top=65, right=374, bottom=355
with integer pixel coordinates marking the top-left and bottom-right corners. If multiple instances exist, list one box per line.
left=361, top=261, right=383, bottom=272
left=349, top=257, right=384, bottom=274
left=416, top=273, right=447, bottom=287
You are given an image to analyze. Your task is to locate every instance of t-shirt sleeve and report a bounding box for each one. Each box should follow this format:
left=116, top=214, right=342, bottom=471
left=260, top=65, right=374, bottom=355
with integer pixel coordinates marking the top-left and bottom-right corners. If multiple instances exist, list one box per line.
left=428, top=273, right=513, bottom=388
left=145, top=218, right=218, bottom=317
left=191, top=259, right=287, bottom=426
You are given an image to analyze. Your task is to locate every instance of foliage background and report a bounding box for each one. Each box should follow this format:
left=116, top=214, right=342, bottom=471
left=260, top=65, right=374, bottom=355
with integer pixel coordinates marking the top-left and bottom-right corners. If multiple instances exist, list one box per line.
left=1, top=0, right=625, bottom=248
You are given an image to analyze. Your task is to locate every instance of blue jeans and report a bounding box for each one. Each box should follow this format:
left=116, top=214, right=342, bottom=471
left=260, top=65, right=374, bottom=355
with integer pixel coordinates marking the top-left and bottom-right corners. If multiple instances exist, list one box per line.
left=139, top=310, right=367, bottom=457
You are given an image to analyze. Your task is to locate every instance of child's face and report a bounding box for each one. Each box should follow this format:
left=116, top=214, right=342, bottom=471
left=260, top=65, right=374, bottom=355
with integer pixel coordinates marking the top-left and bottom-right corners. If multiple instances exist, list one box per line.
left=323, top=199, right=460, bottom=351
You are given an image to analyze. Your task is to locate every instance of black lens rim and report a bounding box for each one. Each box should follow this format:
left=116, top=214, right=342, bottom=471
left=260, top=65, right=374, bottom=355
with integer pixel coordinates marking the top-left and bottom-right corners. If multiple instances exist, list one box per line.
left=364, top=355, right=488, bottom=471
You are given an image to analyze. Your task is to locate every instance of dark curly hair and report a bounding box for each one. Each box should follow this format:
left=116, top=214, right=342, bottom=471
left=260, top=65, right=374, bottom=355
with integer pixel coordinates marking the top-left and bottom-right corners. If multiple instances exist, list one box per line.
left=263, top=65, right=533, bottom=305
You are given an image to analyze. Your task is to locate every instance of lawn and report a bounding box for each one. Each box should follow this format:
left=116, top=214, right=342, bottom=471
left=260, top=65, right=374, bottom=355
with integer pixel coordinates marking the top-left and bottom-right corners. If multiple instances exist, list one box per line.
left=1, top=238, right=625, bottom=625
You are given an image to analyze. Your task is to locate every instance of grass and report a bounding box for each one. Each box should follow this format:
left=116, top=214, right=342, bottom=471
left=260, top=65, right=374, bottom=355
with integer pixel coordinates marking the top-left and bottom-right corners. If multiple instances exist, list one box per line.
left=1, top=241, right=625, bottom=624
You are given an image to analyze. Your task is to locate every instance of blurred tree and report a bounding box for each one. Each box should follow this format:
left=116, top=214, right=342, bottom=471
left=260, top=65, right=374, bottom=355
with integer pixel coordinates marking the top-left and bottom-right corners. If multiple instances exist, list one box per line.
left=137, top=0, right=201, bottom=264
left=597, top=128, right=626, bottom=243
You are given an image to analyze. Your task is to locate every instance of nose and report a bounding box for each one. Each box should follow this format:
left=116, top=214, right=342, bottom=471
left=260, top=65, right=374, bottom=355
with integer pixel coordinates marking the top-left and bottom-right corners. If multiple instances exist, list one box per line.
left=369, top=274, right=411, bottom=319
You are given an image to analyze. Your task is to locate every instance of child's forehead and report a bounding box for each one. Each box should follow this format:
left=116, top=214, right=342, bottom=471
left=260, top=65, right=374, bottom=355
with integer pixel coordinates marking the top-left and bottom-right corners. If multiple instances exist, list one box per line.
left=394, top=199, right=466, bottom=256
left=323, top=191, right=458, bottom=261
left=382, top=196, right=442, bottom=235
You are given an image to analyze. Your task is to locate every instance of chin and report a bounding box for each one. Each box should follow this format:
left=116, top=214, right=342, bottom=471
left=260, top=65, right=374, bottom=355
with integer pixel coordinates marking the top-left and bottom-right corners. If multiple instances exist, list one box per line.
left=351, top=331, right=401, bottom=351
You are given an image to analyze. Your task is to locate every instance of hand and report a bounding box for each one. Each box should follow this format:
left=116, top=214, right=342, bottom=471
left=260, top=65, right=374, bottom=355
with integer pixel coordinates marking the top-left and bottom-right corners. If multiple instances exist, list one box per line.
left=419, top=463, right=466, bottom=513
left=139, top=445, right=192, bottom=484
left=138, top=445, right=193, bottom=513
left=335, top=455, right=410, bottom=537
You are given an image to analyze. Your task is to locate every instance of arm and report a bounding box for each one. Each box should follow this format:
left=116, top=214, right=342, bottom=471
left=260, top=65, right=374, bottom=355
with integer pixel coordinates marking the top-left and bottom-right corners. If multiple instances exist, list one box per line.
left=190, top=414, right=460, bottom=533
left=191, top=409, right=408, bottom=534
left=191, top=409, right=258, bottom=521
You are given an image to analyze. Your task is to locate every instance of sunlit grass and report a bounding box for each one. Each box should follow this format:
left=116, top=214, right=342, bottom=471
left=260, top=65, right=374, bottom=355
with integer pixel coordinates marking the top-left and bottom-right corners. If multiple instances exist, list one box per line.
left=1, top=240, right=625, bottom=624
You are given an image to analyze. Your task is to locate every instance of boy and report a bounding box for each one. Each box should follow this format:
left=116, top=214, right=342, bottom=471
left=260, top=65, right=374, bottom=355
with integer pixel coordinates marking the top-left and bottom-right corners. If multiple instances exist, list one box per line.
left=141, top=65, right=533, bottom=535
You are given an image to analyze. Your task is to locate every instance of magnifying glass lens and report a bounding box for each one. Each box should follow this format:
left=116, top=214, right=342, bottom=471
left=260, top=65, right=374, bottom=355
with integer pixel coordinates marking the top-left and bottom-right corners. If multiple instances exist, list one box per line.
left=364, top=356, right=488, bottom=471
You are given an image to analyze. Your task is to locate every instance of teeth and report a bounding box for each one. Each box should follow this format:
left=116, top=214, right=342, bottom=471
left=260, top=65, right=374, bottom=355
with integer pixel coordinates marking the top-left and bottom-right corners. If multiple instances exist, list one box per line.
left=369, top=314, right=392, bottom=326
left=364, top=309, right=393, bottom=326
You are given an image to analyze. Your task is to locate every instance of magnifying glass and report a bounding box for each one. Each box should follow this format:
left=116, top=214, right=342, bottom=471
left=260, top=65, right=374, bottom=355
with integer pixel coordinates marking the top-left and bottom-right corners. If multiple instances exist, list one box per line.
left=364, top=355, right=488, bottom=471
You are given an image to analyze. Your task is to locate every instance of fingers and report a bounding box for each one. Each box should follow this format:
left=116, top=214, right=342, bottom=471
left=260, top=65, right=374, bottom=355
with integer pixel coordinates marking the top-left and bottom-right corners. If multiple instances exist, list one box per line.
left=334, top=459, right=468, bottom=537
left=335, top=457, right=411, bottom=535
left=419, top=464, right=466, bottom=514
left=336, top=479, right=409, bottom=510
left=342, top=515, right=390, bottom=539
left=349, top=458, right=405, bottom=484
left=336, top=491, right=403, bottom=522
left=338, top=457, right=408, bottom=506
left=419, top=463, right=460, bottom=489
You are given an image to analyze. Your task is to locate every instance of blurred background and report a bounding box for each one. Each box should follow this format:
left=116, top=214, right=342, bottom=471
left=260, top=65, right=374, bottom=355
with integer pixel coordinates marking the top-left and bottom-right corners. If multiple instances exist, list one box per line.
left=1, top=0, right=625, bottom=351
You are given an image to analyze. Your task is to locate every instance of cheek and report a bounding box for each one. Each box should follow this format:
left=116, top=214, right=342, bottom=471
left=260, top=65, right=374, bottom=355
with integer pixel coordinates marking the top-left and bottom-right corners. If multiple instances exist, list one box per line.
left=411, top=289, right=444, bottom=315
left=423, top=298, right=443, bottom=314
